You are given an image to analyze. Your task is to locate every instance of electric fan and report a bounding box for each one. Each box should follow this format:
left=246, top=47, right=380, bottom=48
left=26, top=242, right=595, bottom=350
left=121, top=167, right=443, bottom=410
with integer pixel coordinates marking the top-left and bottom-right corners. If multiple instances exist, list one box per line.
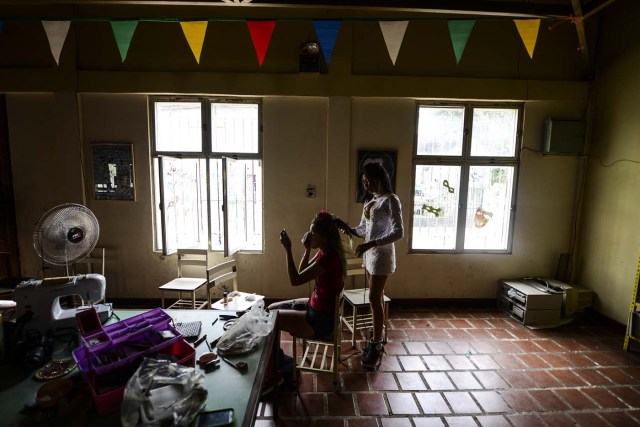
left=12, top=203, right=111, bottom=336
left=32, top=203, right=100, bottom=273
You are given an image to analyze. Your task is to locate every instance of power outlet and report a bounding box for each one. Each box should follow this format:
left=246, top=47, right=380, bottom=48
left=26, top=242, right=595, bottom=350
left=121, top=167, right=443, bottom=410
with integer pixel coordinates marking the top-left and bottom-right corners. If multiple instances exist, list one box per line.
left=306, top=185, right=316, bottom=198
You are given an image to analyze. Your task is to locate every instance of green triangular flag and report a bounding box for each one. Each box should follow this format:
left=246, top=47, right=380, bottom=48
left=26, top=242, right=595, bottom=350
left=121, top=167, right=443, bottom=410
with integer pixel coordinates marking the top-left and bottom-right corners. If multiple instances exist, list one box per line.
left=448, top=20, right=475, bottom=64
left=111, top=20, right=139, bottom=62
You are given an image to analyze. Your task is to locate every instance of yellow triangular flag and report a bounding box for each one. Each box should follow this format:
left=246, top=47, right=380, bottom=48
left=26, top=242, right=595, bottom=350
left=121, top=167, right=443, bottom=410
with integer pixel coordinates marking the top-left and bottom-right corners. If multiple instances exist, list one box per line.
left=514, top=19, right=540, bottom=59
left=180, top=21, right=208, bottom=63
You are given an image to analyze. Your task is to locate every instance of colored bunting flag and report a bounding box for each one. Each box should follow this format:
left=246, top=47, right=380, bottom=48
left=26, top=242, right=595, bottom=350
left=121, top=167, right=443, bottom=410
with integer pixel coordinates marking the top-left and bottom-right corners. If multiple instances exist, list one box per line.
left=42, top=20, right=70, bottom=65
left=180, top=21, right=208, bottom=63
left=313, top=20, right=341, bottom=64
left=448, top=20, right=475, bottom=64
left=111, top=20, right=139, bottom=62
left=247, top=20, right=276, bottom=67
left=0, top=21, right=4, bottom=36
left=379, top=21, right=408, bottom=65
left=514, top=19, right=540, bottom=59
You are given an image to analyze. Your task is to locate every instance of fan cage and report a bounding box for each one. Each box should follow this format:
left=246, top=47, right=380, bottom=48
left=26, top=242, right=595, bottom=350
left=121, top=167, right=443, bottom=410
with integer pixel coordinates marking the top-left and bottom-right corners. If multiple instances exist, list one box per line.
left=33, top=203, right=100, bottom=266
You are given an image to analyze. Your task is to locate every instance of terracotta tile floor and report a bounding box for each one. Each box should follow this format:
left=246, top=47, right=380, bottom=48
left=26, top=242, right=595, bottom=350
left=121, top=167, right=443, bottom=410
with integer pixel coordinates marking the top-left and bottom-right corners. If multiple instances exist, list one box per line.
left=255, top=307, right=640, bottom=426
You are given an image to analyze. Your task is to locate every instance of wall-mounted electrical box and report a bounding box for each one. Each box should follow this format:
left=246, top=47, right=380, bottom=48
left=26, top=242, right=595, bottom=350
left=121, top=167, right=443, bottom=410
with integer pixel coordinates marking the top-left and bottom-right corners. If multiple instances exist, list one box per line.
left=542, top=118, right=586, bottom=155
left=306, top=184, right=316, bottom=198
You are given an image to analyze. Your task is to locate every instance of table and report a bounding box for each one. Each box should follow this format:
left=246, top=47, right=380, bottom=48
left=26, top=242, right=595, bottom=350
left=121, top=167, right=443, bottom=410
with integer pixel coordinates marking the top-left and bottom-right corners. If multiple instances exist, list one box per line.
left=0, top=308, right=277, bottom=427
left=210, top=291, right=265, bottom=312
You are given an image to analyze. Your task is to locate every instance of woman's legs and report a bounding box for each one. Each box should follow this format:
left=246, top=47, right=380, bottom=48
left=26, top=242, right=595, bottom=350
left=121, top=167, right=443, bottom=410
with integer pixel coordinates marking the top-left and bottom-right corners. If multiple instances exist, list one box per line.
left=362, top=271, right=388, bottom=368
left=368, top=272, right=388, bottom=342
left=276, top=309, right=316, bottom=339
left=268, top=298, right=309, bottom=311
left=269, top=298, right=316, bottom=339
left=262, top=301, right=315, bottom=394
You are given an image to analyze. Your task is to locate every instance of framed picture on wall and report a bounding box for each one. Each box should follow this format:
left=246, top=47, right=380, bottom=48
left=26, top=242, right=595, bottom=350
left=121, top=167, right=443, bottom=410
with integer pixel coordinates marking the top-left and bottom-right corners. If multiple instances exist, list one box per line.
left=91, top=143, right=135, bottom=201
left=356, top=150, right=397, bottom=203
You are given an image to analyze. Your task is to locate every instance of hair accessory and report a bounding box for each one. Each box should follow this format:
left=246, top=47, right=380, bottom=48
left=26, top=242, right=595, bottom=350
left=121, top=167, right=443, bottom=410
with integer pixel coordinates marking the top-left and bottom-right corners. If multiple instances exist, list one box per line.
left=317, top=210, right=333, bottom=220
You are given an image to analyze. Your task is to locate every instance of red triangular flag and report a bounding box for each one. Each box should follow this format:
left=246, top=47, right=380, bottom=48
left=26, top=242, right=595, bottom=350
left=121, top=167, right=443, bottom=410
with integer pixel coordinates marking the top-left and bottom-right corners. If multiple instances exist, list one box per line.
left=246, top=20, right=276, bottom=67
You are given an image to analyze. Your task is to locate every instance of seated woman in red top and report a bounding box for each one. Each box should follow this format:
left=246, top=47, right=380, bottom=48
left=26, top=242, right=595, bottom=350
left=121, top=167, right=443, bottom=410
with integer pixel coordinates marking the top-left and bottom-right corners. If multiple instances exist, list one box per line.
left=269, top=210, right=346, bottom=340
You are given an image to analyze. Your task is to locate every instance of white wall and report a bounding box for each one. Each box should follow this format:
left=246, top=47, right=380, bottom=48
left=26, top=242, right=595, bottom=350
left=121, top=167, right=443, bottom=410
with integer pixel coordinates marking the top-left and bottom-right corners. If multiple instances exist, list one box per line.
left=574, top=0, right=640, bottom=324
left=7, top=93, right=588, bottom=303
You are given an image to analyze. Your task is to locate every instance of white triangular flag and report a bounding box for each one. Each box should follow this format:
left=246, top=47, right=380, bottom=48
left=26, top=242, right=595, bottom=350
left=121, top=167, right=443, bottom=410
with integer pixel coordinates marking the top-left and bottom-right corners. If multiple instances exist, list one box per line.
left=42, top=21, right=70, bottom=65
left=379, top=21, right=408, bottom=65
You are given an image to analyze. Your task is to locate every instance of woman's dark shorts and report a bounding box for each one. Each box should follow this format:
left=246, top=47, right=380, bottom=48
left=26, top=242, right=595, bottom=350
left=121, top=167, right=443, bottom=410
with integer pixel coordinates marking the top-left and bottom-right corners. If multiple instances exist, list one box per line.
left=306, top=306, right=335, bottom=339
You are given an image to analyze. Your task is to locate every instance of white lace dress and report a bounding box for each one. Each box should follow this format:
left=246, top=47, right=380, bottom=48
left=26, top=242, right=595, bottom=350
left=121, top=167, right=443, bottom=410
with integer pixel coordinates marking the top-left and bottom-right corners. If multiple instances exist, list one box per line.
left=353, top=193, right=404, bottom=276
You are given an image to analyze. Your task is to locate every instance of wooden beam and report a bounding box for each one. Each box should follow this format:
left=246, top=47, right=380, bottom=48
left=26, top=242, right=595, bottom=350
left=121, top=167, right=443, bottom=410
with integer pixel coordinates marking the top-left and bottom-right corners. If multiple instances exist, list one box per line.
left=1, top=0, right=575, bottom=19
left=571, top=0, right=589, bottom=61
left=583, top=0, right=617, bottom=20
left=249, top=0, right=573, bottom=18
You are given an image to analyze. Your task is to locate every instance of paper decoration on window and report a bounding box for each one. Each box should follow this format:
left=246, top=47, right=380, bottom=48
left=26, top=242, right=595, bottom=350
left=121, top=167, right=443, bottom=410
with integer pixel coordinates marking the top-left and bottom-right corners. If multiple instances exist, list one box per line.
left=514, top=19, right=540, bottom=59
left=313, top=20, right=341, bottom=64
left=111, top=20, right=139, bottom=62
left=443, top=179, right=455, bottom=193
left=448, top=20, right=476, bottom=64
left=474, top=207, right=493, bottom=228
left=42, top=20, right=70, bottom=65
left=379, top=21, right=408, bottom=66
left=247, top=20, right=276, bottom=67
left=422, top=205, right=443, bottom=217
left=180, top=21, right=208, bottom=63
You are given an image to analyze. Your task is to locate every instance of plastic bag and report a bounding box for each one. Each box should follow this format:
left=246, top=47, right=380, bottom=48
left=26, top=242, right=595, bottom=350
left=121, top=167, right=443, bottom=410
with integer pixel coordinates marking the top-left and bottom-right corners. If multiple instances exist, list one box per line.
left=217, top=300, right=275, bottom=356
left=121, top=357, right=208, bottom=427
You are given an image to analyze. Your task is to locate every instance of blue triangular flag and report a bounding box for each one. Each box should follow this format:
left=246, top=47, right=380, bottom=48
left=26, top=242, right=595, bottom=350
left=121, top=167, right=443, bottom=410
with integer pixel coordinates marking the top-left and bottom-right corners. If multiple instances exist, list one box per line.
left=0, top=21, right=4, bottom=36
left=313, top=20, right=341, bottom=64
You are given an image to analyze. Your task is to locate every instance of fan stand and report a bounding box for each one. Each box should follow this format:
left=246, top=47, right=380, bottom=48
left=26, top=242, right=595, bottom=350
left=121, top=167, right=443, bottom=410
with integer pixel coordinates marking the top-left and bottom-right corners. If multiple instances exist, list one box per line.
left=38, top=236, right=72, bottom=279
left=38, top=237, right=81, bottom=309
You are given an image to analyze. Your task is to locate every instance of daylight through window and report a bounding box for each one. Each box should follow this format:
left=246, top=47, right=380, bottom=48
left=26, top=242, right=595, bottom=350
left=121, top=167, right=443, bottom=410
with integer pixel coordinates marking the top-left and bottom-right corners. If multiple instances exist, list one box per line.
left=411, top=103, right=521, bottom=253
left=151, top=98, right=263, bottom=256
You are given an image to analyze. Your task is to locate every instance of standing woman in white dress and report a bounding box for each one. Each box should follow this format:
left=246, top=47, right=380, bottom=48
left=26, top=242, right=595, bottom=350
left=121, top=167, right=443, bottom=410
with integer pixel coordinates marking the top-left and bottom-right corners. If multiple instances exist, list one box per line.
left=348, top=162, right=404, bottom=369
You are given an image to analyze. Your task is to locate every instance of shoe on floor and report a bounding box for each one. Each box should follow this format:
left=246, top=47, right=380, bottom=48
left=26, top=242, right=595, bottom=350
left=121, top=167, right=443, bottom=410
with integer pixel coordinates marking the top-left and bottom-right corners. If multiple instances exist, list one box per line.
left=261, top=374, right=284, bottom=397
left=278, top=349, right=294, bottom=375
left=361, top=340, right=372, bottom=358
left=362, top=340, right=384, bottom=370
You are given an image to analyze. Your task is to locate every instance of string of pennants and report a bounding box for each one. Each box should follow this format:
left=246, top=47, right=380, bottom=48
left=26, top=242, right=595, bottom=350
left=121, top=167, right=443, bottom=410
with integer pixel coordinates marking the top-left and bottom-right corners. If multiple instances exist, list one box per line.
left=0, top=18, right=543, bottom=67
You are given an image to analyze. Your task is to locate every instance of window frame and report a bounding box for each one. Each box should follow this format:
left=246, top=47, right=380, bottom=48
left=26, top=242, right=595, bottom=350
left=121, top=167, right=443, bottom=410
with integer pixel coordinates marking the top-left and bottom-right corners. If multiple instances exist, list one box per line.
left=149, top=96, right=263, bottom=256
left=409, top=101, right=523, bottom=255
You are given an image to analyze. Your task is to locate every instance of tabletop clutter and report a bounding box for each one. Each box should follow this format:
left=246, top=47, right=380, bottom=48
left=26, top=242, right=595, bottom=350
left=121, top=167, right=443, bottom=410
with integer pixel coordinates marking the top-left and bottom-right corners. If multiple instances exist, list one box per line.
left=65, top=300, right=275, bottom=425
left=72, top=307, right=197, bottom=418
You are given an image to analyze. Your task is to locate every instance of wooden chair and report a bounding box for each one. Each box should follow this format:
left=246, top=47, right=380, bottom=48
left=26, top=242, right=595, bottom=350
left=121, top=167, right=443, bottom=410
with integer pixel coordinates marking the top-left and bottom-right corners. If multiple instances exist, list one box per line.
left=340, top=257, right=390, bottom=348
left=209, top=258, right=264, bottom=311
left=292, top=295, right=343, bottom=391
left=159, top=249, right=209, bottom=310
left=72, top=247, right=105, bottom=276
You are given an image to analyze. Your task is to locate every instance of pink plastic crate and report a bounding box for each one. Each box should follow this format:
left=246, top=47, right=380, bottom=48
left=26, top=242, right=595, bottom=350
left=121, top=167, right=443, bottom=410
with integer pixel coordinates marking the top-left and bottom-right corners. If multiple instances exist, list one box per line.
left=73, top=308, right=196, bottom=415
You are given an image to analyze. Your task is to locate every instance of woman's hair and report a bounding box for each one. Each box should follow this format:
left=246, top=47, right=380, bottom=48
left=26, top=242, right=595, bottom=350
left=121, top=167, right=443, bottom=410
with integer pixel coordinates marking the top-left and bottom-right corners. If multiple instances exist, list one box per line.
left=362, top=162, right=394, bottom=203
left=313, top=211, right=347, bottom=276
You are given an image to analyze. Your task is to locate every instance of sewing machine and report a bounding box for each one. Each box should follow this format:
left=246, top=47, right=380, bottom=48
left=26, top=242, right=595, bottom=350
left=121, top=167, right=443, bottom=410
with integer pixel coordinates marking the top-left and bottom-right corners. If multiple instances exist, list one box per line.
left=13, top=274, right=113, bottom=335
